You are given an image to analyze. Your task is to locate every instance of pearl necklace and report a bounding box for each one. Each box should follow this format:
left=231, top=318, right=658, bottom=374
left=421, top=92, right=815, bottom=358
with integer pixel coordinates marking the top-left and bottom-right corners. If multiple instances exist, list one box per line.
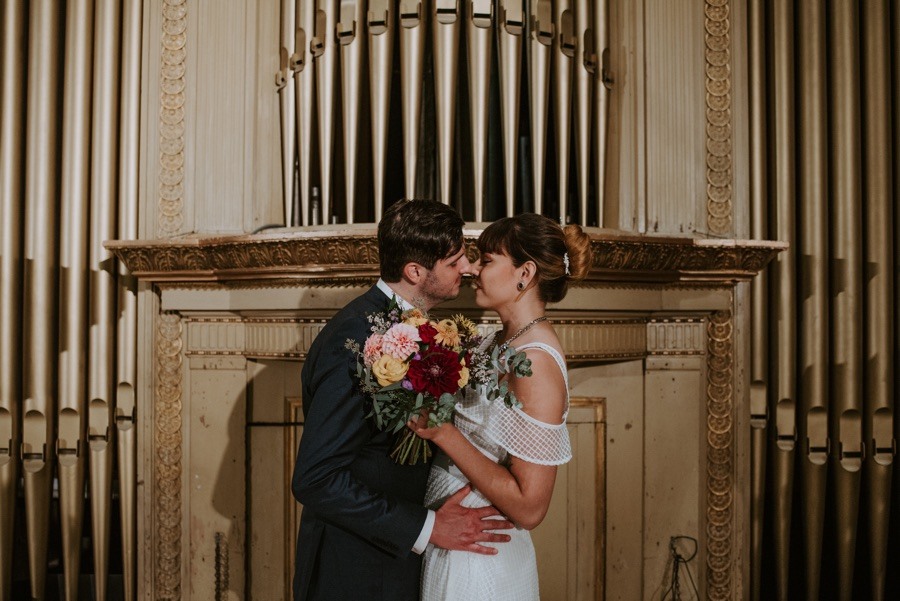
left=497, top=316, right=548, bottom=353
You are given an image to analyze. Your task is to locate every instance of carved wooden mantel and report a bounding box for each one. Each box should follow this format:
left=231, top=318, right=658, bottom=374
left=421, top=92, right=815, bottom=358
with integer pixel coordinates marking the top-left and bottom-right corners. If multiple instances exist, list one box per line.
left=108, top=225, right=783, bottom=284
left=107, top=229, right=783, bottom=601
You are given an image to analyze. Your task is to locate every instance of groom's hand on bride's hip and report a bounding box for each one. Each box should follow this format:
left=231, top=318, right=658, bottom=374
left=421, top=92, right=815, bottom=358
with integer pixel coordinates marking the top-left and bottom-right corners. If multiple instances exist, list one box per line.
left=429, top=485, right=514, bottom=555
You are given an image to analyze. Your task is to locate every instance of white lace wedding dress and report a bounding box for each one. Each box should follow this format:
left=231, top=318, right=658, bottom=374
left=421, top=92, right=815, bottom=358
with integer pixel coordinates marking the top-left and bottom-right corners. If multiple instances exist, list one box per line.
left=421, top=342, right=572, bottom=601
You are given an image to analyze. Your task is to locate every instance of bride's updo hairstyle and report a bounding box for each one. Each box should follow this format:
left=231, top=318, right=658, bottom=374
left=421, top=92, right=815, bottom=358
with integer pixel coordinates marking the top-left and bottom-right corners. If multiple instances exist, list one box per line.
left=477, top=213, right=592, bottom=303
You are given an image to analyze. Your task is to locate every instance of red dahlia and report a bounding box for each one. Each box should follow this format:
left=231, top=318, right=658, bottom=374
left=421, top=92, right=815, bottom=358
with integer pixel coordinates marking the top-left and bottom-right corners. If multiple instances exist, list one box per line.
left=406, top=345, right=463, bottom=398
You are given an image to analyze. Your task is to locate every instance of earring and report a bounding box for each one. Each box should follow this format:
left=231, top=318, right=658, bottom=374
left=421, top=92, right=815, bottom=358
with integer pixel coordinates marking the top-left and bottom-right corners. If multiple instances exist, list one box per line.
left=517, top=281, right=525, bottom=291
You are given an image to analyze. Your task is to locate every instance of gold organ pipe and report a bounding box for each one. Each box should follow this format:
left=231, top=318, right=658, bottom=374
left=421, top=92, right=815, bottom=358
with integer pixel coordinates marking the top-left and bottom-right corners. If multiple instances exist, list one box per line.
left=748, top=0, right=767, bottom=392
left=399, top=0, right=425, bottom=199
left=573, top=0, right=594, bottom=224
left=769, top=1, right=796, bottom=598
left=527, top=0, right=552, bottom=214
left=828, top=3, right=864, bottom=598
left=296, top=0, right=316, bottom=225
left=314, top=0, right=338, bottom=222
left=58, top=1, right=94, bottom=598
left=0, top=2, right=26, bottom=599
left=553, top=0, right=574, bottom=224
left=592, top=0, right=608, bottom=225
left=279, top=0, right=297, bottom=225
left=747, top=1, right=767, bottom=597
left=466, top=0, right=493, bottom=220
left=862, top=2, right=894, bottom=597
left=368, top=0, right=393, bottom=221
left=894, top=0, right=900, bottom=524
left=497, top=0, right=523, bottom=215
left=433, top=0, right=461, bottom=205
left=338, top=0, right=366, bottom=222
left=117, top=2, right=143, bottom=598
left=23, top=2, right=64, bottom=598
left=90, top=2, right=123, bottom=598
left=797, top=2, right=828, bottom=598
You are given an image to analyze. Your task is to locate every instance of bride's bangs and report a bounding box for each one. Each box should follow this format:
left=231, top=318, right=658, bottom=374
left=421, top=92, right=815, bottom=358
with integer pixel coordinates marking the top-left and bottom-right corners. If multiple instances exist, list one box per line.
left=476, top=217, right=516, bottom=257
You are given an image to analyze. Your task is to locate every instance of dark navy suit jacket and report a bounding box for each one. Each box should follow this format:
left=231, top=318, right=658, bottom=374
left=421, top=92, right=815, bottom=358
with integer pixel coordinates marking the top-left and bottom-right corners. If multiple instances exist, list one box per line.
left=292, top=285, right=431, bottom=600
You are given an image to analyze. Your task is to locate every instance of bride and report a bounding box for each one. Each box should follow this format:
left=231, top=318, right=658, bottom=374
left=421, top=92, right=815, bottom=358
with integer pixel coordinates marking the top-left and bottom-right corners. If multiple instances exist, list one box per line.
left=409, top=213, right=592, bottom=600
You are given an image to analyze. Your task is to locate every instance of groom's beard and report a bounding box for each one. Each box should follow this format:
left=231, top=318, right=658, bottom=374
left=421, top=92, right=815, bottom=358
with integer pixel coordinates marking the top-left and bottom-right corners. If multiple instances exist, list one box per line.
left=420, top=270, right=461, bottom=307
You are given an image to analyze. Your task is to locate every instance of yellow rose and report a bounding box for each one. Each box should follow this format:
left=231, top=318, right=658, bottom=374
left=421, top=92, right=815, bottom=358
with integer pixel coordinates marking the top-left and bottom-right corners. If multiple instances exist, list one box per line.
left=457, top=364, right=470, bottom=388
left=372, top=355, right=409, bottom=386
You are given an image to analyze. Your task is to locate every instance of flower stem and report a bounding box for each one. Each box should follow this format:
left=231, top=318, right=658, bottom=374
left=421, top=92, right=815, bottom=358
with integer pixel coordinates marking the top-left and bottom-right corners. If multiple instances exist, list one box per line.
left=390, top=430, right=431, bottom=465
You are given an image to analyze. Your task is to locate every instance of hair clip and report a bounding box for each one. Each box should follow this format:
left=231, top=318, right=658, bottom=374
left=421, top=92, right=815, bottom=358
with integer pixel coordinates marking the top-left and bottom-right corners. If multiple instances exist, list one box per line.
left=563, top=252, right=571, bottom=276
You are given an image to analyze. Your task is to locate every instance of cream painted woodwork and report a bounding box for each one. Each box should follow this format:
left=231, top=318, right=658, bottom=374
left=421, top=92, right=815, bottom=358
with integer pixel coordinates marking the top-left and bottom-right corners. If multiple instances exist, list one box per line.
left=531, top=399, right=606, bottom=601
left=123, top=260, right=768, bottom=599
left=243, top=362, right=606, bottom=601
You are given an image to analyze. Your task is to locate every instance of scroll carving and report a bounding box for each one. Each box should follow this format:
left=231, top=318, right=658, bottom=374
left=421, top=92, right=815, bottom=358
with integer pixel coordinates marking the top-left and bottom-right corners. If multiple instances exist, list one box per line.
left=705, top=0, right=733, bottom=235
left=706, top=310, right=734, bottom=600
left=155, top=312, right=184, bottom=599
left=158, top=0, right=187, bottom=237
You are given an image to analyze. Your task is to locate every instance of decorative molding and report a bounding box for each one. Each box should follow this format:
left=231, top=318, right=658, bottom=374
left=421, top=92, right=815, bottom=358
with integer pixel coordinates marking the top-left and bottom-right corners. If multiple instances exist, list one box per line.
left=154, top=312, right=184, bottom=600
left=181, top=316, right=647, bottom=361
left=184, top=317, right=329, bottom=358
left=107, top=229, right=784, bottom=285
left=158, top=0, right=187, bottom=237
left=706, top=310, right=734, bottom=601
left=705, top=0, right=733, bottom=235
left=555, top=319, right=647, bottom=362
left=647, top=318, right=706, bottom=355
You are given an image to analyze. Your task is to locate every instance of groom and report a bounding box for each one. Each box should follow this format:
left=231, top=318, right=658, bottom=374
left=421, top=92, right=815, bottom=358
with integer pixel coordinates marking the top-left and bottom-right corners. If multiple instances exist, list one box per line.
left=292, top=199, right=513, bottom=600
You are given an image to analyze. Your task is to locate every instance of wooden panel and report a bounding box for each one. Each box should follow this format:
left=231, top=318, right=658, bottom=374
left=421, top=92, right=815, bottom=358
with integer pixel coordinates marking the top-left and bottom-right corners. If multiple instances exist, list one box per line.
left=643, top=356, right=705, bottom=599
left=532, top=399, right=606, bottom=601
left=187, top=355, right=248, bottom=600
left=246, top=361, right=301, bottom=601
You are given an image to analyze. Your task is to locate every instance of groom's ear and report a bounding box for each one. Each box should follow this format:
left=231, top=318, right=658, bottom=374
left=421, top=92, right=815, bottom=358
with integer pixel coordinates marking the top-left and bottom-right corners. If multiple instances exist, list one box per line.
left=401, top=262, right=424, bottom=284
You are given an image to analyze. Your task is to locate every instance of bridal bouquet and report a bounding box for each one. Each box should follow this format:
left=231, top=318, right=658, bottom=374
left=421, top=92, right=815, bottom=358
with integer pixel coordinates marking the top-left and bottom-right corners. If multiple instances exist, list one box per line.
left=346, top=299, right=532, bottom=465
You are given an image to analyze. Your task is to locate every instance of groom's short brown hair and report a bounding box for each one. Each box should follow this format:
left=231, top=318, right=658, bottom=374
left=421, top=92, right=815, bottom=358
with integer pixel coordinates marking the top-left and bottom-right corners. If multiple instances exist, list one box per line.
left=378, top=199, right=465, bottom=282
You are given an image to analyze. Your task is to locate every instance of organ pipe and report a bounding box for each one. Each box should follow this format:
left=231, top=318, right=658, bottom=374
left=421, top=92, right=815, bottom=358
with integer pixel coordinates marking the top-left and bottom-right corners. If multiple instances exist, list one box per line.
left=467, top=0, right=493, bottom=220
left=828, top=3, right=864, bottom=598
left=861, top=2, right=894, bottom=597
left=117, top=1, right=143, bottom=598
left=368, top=0, right=393, bottom=221
left=23, top=2, right=63, bottom=598
left=769, top=1, right=797, bottom=597
left=527, top=0, right=552, bottom=214
left=399, top=0, right=426, bottom=200
left=0, top=2, right=27, bottom=598
left=747, top=0, right=768, bottom=597
left=58, top=1, right=94, bottom=598
left=433, top=0, right=461, bottom=205
left=296, top=0, right=316, bottom=225
left=797, top=2, right=829, bottom=598
left=553, top=0, right=574, bottom=224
